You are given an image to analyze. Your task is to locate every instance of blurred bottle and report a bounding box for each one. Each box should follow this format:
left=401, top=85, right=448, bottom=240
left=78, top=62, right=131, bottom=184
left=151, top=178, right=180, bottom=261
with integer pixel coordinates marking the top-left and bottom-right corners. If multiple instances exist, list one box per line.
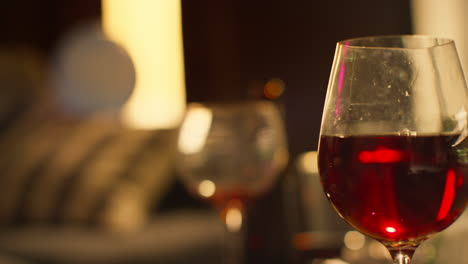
left=283, top=151, right=350, bottom=263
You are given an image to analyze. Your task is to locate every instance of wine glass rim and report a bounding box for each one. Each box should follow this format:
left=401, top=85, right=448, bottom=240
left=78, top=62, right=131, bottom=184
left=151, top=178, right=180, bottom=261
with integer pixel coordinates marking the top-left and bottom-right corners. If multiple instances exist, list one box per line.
left=337, top=34, right=454, bottom=50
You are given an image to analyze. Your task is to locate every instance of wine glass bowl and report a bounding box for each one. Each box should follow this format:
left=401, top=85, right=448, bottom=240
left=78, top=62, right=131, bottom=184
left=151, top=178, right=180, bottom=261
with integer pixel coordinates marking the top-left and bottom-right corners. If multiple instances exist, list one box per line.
left=318, top=35, right=468, bottom=263
left=176, top=100, right=288, bottom=263
left=177, top=101, right=288, bottom=207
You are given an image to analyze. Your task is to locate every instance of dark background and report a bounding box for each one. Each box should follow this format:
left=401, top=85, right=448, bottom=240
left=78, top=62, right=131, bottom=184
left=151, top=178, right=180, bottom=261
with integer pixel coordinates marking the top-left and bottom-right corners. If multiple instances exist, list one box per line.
left=0, top=1, right=413, bottom=263
left=182, top=0, right=412, bottom=156
left=0, top=0, right=412, bottom=157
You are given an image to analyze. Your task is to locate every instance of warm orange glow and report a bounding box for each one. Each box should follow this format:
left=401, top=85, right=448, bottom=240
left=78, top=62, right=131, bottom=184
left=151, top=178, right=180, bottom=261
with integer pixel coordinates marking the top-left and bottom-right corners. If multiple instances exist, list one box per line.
left=263, top=78, right=285, bottom=99
left=292, top=232, right=311, bottom=251
left=437, top=169, right=456, bottom=220
left=359, top=148, right=405, bottom=163
left=102, top=0, right=186, bottom=129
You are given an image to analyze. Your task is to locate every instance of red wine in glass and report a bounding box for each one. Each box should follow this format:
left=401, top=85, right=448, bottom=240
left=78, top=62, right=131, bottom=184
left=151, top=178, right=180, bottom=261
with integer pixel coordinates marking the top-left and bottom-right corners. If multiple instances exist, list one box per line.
left=319, top=35, right=468, bottom=263
left=318, top=134, right=467, bottom=242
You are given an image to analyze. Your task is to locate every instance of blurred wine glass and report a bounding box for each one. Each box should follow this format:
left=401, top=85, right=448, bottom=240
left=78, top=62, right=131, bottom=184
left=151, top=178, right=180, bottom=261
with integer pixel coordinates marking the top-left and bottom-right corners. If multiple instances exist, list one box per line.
left=176, top=100, right=288, bottom=264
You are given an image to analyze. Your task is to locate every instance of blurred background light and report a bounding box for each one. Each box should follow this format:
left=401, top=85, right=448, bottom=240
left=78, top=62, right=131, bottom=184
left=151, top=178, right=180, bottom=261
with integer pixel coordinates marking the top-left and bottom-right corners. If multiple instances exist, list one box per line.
left=412, top=0, right=468, bottom=74
left=102, top=0, right=186, bottom=129
left=51, top=21, right=135, bottom=116
left=198, top=180, right=216, bottom=198
left=343, top=231, right=365, bottom=251
left=298, top=151, right=318, bottom=174
left=178, top=106, right=213, bottom=155
left=225, top=207, right=243, bottom=233
left=263, top=78, right=285, bottom=100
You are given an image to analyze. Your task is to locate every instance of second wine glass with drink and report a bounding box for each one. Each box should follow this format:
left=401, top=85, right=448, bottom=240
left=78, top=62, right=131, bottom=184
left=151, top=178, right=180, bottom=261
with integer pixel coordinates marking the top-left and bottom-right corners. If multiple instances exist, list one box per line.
left=177, top=100, right=289, bottom=264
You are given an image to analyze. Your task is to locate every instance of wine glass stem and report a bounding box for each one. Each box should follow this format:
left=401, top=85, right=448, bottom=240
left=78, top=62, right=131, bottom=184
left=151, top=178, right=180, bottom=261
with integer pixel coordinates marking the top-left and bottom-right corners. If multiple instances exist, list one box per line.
left=221, top=202, right=245, bottom=264
left=388, top=247, right=416, bottom=264
left=393, top=252, right=411, bottom=264
left=223, top=224, right=245, bottom=264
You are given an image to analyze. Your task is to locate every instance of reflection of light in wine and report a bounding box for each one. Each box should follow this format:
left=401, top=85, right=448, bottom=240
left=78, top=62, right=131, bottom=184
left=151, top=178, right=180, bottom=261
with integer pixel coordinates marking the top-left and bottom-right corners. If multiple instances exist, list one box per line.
left=344, top=231, right=366, bottom=250
left=198, top=180, right=216, bottom=198
left=437, top=169, right=456, bottom=220
left=385, top=226, right=397, bottom=233
left=358, top=148, right=405, bottom=163
left=178, top=106, right=212, bottom=154
left=226, top=207, right=243, bottom=232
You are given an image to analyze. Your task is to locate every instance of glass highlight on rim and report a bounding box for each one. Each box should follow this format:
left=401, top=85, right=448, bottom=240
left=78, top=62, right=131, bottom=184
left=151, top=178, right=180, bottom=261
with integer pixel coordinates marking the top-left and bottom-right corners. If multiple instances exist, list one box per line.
left=337, top=35, right=454, bottom=50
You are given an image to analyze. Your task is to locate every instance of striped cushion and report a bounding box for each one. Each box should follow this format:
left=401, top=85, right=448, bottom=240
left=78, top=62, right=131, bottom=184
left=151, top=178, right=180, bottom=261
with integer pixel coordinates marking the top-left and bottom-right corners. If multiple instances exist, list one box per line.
left=0, top=107, right=176, bottom=233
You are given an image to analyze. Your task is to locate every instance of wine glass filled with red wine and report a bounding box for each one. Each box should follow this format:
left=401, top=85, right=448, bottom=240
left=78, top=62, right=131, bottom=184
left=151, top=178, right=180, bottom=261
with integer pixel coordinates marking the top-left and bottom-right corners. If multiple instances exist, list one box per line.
left=176, top=100, right=288, bottom=264
left=318, top=35, right=468, bottom=264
